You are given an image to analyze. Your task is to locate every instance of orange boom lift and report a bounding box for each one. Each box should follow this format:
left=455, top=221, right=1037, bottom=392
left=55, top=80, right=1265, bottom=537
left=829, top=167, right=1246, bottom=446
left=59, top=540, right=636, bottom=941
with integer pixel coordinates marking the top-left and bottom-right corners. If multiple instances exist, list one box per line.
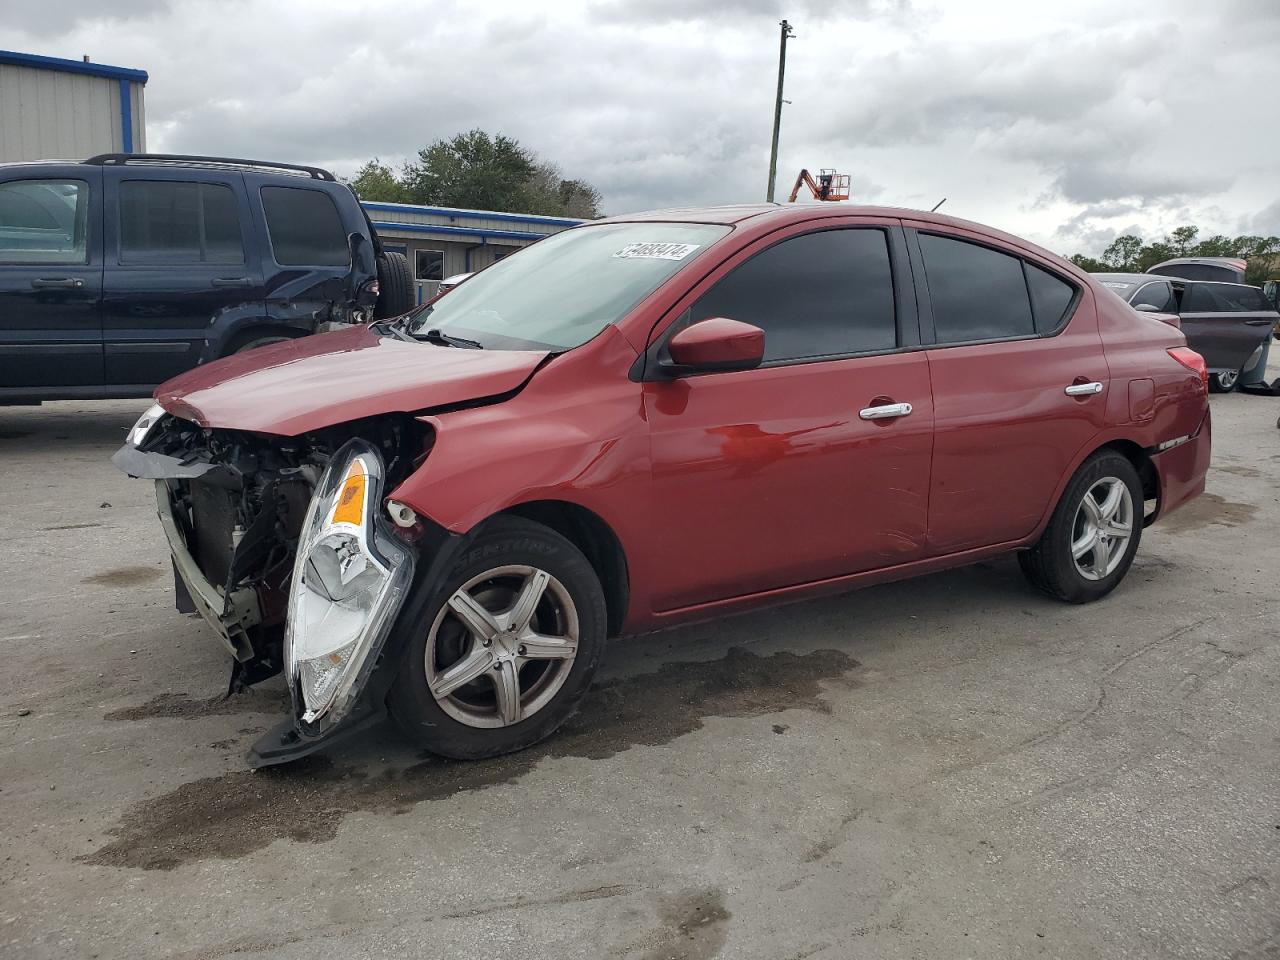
left=787, top=168, right=850, bottom=202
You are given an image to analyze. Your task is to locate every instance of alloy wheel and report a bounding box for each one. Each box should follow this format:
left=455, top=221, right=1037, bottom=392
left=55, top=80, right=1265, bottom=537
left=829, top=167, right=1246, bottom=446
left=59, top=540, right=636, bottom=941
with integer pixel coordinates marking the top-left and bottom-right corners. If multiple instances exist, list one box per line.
left=424, top=564, right=579, bottom=728
left=1071, top=476, right=1134, bottom=581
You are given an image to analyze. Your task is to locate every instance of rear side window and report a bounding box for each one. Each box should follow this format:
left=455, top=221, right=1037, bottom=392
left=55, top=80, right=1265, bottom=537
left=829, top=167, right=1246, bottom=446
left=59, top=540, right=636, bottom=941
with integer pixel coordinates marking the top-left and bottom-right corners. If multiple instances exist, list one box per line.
left=690, top=228, right=896, bottom=362
left=919, top=234, right=1034, bottom=343
left=119, top=181, right=243, bottom=264
left=1025, top=264, right=1076, bottom=331
left=0, top=179, right=88, bottom=263
left=261, top=187, right=348, bottom=266
left=1131, top=281, right=1176, bottom=313
left=1184, top=283, right=1271, bottom=313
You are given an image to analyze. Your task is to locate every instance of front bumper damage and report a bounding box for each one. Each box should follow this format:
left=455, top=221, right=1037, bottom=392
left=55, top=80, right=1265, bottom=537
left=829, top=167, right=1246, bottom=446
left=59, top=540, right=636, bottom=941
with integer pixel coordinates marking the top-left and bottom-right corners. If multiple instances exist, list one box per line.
left=113, top=408, right=448, bottom=767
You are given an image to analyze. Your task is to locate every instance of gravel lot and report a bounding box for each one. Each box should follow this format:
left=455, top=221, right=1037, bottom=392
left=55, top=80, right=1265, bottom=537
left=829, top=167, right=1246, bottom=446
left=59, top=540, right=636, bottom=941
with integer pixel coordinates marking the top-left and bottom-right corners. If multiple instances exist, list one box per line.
left=1, top=387, right=1277, bottom=960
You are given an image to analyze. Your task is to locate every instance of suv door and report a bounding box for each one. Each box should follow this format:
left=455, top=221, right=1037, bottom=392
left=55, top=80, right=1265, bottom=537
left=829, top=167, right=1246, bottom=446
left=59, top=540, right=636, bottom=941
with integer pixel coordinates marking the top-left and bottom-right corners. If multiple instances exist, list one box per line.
left=0, top=169, right=104, bottom=390
left=101, top=169, right=264, bottom=385
left=906, top=225, right=1105, bottom=554
left=643, top=220, right=933, bottom=611
left=1177, top=282, right=1277, bottom=376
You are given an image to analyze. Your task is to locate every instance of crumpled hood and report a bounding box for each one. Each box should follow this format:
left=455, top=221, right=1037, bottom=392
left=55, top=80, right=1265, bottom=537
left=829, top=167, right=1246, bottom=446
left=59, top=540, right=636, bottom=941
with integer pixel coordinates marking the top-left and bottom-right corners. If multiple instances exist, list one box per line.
left=155, top=325, right=548, bottom=436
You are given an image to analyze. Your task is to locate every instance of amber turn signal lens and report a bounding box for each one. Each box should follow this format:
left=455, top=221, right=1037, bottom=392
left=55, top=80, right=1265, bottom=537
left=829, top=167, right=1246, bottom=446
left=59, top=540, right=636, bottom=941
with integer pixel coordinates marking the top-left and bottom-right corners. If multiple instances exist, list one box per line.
left=330, top=458, right=369, bottom=526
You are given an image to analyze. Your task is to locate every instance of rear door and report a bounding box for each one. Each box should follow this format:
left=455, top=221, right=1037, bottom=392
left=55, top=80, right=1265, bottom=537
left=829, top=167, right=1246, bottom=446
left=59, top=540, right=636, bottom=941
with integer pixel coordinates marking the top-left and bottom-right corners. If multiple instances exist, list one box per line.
left=644, top=219, right=934, bottom=610
left=0, top=168, right=104, bottom=389
left=1177, top=282, right=1276, bottom=374
left=101, top=168, right=264, bottom=386
left=906, top=224, right=1107, bottom=555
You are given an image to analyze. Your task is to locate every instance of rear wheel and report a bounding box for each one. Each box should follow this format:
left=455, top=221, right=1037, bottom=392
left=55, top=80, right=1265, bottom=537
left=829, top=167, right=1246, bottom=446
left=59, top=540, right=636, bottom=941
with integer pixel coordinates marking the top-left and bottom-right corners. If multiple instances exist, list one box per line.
left=375, top=251, right=414, bottom=319
left=223, top=329, right=298, bottom=356
left=1209, top=369, right=1240, bottom=393
left=1018, top=451, right=1143, bottom=603
left=389, top=516, right=606, bottom=759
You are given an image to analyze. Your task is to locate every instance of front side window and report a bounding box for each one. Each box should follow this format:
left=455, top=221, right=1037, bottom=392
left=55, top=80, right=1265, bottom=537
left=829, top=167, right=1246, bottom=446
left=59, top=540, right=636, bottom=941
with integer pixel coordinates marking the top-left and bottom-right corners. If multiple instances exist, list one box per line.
left=0, top=179, right=88, bottom=264
left=407, top=222, right=729, bottom=350
left=120, top=181, right=243, bottom=264
left=416, top=249, right=444, bottom=282
left=1183, top=283, right=1269, bottom=313
left=261, top=186, right=348, bottom=266
left=920, top=234, right=1034, bottom=343
left=688, top=228, right=896, bottom=362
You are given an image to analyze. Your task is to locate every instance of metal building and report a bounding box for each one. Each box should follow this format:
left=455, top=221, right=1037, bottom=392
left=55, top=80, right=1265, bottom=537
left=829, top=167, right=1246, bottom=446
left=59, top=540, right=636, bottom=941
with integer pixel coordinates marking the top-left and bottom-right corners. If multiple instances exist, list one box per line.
left=0, top=50, right=147, bottom=163
left=362, top=201, right=582, bottom=301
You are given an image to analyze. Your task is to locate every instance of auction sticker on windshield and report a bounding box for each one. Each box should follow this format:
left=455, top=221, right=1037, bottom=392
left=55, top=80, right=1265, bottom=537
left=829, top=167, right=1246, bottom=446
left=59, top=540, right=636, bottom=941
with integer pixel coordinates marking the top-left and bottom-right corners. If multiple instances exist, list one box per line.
left=613, top=242, right=701, bottom=260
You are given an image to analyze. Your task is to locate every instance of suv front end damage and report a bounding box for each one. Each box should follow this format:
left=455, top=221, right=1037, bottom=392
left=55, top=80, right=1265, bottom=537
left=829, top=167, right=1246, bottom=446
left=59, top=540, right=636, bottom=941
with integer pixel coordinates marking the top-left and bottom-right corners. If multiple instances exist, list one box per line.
left=113, top=406, right=438, bottom=765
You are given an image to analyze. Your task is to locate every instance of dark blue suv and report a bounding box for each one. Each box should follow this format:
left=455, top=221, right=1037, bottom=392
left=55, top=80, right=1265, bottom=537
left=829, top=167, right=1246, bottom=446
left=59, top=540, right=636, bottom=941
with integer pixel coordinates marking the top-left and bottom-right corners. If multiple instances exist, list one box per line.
left=0, top=154, right=413, bottom=403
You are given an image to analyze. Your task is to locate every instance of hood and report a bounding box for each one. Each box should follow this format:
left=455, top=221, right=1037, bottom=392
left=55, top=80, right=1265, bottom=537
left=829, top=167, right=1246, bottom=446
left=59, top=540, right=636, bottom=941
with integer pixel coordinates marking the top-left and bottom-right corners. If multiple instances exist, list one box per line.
left=155, top=326, right=548, bottom=436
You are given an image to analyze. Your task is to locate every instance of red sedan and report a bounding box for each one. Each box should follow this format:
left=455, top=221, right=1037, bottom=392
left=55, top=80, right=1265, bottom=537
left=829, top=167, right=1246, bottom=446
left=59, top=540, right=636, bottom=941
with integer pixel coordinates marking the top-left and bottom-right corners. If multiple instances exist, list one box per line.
left=114, top=204, right=1211, bottom=765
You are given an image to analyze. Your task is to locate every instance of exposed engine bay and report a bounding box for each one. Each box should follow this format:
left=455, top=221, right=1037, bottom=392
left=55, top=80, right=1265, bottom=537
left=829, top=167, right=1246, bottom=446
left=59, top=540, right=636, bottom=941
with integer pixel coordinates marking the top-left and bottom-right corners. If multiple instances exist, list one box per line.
left=114, top=411, right=432, bottom=692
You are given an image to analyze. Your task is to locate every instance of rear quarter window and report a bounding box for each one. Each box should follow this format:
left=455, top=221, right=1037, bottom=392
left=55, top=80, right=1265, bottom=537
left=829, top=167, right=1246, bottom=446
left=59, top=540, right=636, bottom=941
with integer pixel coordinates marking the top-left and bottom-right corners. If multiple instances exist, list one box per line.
left=261, top=186, right=349, bottom=266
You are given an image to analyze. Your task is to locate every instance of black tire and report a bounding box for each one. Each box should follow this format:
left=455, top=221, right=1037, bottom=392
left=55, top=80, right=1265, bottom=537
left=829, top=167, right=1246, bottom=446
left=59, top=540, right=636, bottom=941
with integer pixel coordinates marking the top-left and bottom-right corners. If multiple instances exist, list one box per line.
left=1018, top=450, right=1144, bottom=604
left=388, top=516, right=607, bottom=760
left=1209, top=369, right=1240, bottom=393
left=230, top=333, right=292, bottom=355
left=375, top=251, right=415, bottom=319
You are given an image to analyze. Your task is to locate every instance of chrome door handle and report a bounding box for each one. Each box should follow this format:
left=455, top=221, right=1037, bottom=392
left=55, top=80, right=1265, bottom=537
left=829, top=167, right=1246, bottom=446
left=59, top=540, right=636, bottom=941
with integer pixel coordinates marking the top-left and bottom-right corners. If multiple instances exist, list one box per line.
left=859, top=401, right=913, bottom=420
left=1064, top=382, right=1104, bottom=396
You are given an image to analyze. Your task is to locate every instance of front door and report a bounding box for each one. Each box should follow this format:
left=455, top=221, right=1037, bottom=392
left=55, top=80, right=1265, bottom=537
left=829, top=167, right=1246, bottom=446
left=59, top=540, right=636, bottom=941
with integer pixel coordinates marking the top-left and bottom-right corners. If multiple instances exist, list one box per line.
left=644, top=221, right=933, bottom=612
left=0, top=170, right=103, bottom=390
left=101, top=169, right=264, bottom=386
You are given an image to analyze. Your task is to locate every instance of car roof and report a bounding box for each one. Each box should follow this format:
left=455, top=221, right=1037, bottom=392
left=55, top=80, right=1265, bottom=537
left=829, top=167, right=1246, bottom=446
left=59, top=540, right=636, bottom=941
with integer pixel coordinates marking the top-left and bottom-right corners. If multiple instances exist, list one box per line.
left=591, top=203, right=1082, bottom=272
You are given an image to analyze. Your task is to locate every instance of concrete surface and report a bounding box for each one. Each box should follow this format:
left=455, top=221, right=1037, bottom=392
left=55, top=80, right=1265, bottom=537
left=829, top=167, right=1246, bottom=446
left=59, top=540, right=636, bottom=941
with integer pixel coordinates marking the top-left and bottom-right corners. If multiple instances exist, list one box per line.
left=0, top=389, right=1276, bottom=960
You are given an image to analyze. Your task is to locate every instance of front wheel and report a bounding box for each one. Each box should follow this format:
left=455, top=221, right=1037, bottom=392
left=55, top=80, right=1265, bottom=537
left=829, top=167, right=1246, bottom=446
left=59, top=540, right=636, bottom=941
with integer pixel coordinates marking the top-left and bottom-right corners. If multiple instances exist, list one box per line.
left=1018, top=451, right=1143, bottom=603
left=389, top=516, right=606, bottom=759
left=1209, top=369, right=1240, bottom=393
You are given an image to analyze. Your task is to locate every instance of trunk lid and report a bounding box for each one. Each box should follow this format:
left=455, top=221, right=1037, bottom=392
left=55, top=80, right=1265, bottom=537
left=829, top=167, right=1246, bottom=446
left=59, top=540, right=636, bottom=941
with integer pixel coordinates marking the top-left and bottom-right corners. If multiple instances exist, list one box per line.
left=156, top=326, right=548, bottom=436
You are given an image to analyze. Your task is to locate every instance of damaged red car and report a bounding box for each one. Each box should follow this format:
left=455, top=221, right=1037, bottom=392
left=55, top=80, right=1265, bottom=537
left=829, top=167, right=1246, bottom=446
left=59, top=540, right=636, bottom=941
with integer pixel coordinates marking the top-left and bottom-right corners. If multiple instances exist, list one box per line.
left=114, top=204, right=1211, bottom=766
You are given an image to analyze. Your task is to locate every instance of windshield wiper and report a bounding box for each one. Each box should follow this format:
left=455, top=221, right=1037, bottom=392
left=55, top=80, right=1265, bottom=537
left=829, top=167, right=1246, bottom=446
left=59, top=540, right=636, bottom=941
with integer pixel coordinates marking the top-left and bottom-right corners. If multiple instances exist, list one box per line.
left=418, top=328, right=484, bottom=349
left=379, top=314, right=415, bottom=342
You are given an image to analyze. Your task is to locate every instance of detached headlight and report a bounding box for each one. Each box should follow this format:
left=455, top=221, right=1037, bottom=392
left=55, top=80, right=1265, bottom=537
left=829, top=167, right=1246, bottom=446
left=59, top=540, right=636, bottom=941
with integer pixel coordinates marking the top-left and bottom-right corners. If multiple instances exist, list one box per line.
left=286, top=440, right=414, bottom=727
left=127, top=403, right=166, bottom=447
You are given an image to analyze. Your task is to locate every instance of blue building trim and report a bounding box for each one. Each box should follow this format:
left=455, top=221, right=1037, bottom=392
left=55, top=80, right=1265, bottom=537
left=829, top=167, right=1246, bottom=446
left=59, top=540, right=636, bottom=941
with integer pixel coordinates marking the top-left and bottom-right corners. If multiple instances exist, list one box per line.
left=118, top=79, right=134, bottom=153
left=361, top=200, right=581, bottom=229
left=0, top=49, right=148, bottom=83
left=369, top=220, right=550, bottom=243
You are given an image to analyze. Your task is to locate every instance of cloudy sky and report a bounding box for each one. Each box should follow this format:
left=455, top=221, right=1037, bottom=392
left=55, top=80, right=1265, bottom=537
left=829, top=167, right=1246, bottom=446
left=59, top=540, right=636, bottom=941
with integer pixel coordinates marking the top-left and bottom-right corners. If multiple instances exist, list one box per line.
left=4, top=0, right=1278, bottom=255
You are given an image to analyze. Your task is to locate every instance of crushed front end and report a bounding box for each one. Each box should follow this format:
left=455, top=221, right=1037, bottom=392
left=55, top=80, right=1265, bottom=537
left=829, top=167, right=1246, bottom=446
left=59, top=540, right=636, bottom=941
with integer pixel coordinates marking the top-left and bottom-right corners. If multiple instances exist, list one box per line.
left=113, top=405, right=435, bottom=766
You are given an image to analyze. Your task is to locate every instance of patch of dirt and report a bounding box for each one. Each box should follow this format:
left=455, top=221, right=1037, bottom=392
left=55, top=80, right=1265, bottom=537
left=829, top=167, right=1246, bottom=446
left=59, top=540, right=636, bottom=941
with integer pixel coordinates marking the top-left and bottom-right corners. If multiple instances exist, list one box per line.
left=104, top=688, right=290, bottom=721
left=43, top=522, right=103, bottom=531
left=81, top=646, right=858, bottom=871
left=82, top=566, right=162, bottom=587
left=623, top=888, right=731, bottom=960
left=1158, top=493, right=1257, bottom=534
left=1215, top=463, right=1261, bottom=479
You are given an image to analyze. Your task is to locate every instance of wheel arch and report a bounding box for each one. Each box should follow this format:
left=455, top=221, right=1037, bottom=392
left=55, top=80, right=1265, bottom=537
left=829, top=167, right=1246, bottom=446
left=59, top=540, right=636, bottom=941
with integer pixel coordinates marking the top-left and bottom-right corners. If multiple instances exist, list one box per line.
left=1094, top=438, right=1159, bottom=512
left=490, top=500, right=630, bottom=638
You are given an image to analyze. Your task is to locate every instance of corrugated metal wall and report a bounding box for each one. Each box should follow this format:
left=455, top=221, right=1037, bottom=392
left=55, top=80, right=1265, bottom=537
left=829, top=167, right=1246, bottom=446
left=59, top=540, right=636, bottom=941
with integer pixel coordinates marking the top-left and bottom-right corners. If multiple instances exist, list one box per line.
left=0, top=63, right=145, bottom=162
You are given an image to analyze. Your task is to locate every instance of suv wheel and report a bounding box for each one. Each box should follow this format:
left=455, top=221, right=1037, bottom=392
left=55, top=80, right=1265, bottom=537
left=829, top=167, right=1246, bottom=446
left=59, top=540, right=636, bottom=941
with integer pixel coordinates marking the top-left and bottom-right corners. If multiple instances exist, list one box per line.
left=1018, top=451, right=1143, bottom=603
left=389, top=516, right=607, bottom=759
left=375, top=251, right=415, bottom=319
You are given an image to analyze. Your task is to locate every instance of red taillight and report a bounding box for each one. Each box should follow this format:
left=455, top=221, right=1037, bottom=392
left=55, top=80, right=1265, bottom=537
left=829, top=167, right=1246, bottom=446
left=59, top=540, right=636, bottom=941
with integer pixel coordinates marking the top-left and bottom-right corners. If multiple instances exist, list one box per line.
left=1168, top=347, right=1208, bottom=389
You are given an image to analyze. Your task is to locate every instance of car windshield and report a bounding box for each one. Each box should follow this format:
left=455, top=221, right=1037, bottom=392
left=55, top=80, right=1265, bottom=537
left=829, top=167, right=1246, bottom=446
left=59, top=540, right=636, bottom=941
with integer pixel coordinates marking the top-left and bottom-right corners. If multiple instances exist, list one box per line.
left=402, top=222, right=729, bottom=350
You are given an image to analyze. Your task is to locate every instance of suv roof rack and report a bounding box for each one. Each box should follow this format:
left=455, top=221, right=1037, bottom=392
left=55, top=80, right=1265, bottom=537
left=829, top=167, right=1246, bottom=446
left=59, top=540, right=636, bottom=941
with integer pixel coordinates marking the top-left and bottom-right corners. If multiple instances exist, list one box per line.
left=84, top=153, right=336, bottom=182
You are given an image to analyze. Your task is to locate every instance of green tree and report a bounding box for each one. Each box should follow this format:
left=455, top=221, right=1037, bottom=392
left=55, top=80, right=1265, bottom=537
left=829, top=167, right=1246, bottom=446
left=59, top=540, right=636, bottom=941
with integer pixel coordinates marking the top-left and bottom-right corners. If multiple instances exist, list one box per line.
left=1168, top=225, right=1199, bottom=256
left=1069, top=253, right=1107, bottom=272
left=1101, top=234, right=1143, bottom=271
left=402, top=130, right=538, bottom=211
left=349, top=159, right=410, bottom=203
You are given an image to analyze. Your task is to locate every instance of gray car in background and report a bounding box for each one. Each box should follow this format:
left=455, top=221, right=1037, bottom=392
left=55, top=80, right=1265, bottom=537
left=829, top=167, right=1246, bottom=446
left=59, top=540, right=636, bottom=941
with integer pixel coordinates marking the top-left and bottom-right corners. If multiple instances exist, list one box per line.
left=1094, top=273, right=1278, bottom=391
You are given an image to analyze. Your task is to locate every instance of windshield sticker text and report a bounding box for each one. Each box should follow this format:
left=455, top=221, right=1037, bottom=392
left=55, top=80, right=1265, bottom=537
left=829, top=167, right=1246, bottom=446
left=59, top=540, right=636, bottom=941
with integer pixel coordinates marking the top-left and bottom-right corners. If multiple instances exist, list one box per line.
left=613, top=242, right=701, bottom=261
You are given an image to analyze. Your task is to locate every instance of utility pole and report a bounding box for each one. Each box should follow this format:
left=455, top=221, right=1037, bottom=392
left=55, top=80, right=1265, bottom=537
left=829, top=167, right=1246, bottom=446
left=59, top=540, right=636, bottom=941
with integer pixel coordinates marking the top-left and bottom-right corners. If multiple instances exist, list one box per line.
left=765, top=19, right=795, bottom=202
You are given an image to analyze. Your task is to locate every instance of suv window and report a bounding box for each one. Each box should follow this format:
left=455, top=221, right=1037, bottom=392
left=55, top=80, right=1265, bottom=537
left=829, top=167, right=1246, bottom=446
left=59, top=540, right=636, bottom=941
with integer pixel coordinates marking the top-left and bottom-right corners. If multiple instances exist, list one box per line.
left=1184, top=283, right=1270, bottom=313
left=1025, top=263, right=1076, bottom=331
left=1131, top=281, right=1176, bottom=313
left=261, top=186, right=348, bottom=266
left=0, top=179, right=88, bottom=264
left=119, top=181, right=243, bottom=264
left=688, top=228, right=896, bottom=362
left=919, top=233, right=1034, bottom=343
